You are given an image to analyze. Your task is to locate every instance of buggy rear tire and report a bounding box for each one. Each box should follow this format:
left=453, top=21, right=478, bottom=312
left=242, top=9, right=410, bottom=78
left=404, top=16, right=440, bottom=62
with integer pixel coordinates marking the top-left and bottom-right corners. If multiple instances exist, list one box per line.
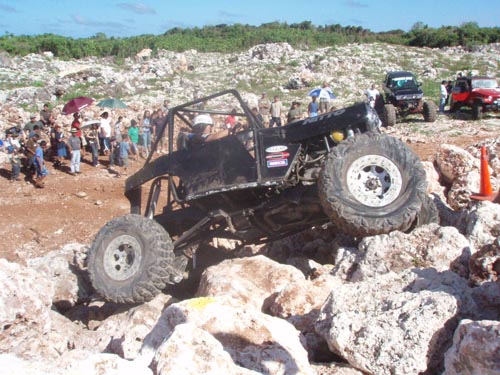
left=414, top=194, right=439, bottom=226
left=407, top=193, right=439, bottom=232
left=382, top=104, right=396, bottom=127
left=423, top=101, right=437, bottom=122
left=318, top=133, right=426, bottom=237
left=88, top=214, right=183, bottom=304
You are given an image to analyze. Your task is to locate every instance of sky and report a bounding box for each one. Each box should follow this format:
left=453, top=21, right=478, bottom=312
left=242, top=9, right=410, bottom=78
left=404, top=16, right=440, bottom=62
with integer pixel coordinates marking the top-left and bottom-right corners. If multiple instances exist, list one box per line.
left=0, top=0, right=498, bottom=38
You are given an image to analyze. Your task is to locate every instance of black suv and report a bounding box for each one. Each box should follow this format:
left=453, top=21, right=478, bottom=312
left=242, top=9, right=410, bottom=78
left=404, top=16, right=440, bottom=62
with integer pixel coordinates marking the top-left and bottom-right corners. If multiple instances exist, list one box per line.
left=88, top=90, right=434, bottom=303
left=380, top=71, right=437, bottom=126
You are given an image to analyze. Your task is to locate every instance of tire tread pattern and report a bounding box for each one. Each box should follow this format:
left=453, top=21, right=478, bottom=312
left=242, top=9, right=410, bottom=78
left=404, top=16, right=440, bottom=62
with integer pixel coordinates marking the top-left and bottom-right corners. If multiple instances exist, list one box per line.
left=318, top=133, right=427, bottom=237
left=88, top=214, right=181, bottom=304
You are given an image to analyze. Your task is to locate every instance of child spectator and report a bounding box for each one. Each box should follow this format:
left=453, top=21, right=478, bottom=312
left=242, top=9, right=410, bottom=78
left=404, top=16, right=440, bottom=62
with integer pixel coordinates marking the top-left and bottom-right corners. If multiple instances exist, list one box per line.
left=9, top=146, right=21, bottom=182
left=308, top=95, right=319, bottom=117
left=34, top=140, right=49, bottom=188
left=85, top=122, right=100, bottom=167
left=127, top=119, right=139, bottom=160
left=119, top=134, right=131, bottom=176
left=114, top=116, right=124, bottom=142
left=109, top=137, right=120, bottom=169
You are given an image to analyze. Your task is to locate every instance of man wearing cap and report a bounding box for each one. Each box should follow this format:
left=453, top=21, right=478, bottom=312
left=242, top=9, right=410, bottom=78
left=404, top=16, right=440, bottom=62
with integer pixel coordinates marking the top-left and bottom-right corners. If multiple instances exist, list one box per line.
left=24, top=115, right=44, bottom=138
left=68, top=128, right=82, bottom=175
left=258, top=92, right=271, bottom=127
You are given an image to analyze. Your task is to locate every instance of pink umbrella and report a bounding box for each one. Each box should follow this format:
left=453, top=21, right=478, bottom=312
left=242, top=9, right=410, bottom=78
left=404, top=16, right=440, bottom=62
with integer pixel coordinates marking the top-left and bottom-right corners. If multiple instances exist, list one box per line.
left=62, top=96, right=94, bottom=115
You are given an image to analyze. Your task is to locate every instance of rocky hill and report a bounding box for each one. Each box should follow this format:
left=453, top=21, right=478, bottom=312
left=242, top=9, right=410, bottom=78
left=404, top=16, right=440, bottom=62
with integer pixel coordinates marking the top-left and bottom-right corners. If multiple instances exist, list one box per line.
left=1, top=43, right=500, bottom=375
left=1, top=42, right=500, bottom=128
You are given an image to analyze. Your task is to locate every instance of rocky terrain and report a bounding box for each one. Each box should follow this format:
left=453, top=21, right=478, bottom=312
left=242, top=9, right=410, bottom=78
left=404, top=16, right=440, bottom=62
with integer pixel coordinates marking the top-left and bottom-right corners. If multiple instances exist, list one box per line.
left=1, top=42, right=500, bottom=374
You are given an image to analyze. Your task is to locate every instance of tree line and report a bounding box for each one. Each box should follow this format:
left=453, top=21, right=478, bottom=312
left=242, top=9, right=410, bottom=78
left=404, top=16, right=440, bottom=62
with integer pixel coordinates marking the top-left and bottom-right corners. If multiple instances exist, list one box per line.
left=0, top=21, right=498, bottom=59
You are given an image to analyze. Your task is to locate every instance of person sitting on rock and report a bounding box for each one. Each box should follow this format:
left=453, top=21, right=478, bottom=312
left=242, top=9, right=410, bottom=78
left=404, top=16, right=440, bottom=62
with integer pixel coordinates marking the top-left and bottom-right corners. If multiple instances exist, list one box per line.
left=39, top=103, right=55, bottom=128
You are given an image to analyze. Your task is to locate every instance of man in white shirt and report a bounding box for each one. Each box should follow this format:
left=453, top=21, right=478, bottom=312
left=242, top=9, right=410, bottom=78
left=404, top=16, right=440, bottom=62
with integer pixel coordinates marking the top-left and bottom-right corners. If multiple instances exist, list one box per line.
left=439, top=80, right=448, bottom=113
left=365, top=84, right=380, bottom=108
left=99, top=112, right=112, bottom=155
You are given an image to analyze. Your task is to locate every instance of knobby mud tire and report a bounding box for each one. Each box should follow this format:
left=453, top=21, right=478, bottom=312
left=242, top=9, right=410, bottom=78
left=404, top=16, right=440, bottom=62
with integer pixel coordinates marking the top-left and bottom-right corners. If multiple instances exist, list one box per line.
left=472, top=102, right=483, bottom=120
left=406, top=193, right=440, bottom=232
left=382, top=104, right=396, bottom=127
left=415, top=194, right=439, bottom=226
left=318, top=133, right=427, bottom=237
left=88, top=214, right=181, bottom=304
left=423, top=101, right=437, bottom=122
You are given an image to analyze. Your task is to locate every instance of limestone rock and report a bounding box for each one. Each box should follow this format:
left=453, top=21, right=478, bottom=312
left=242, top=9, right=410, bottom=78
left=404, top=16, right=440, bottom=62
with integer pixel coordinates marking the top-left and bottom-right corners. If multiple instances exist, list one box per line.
left=0, top=259, right=54, bottom=333
left=469, top=237, right=500, bottom=285
left=435, top=143, right=478, bottom=184
left=422, top=161, right=446, bottom=201
left=152, top=323, right=260, bottom=375
left=196, top=255, right=306, bottom=311
left=465, top=200, right=500, bottom=249
left=96, top=293, right=175, bottom=360
left=332, top=224, right=472, bottom=281
left=0, top=309, right=106, bottom=361
left=447, top=170, right=481, bottom=210
left=316, top=269, right=474, bottom=375
left=443, top=319, right=500, bottom=375
left=26, top=243, right=91, bottom=311
left=140, top=295, right=314, bottom=375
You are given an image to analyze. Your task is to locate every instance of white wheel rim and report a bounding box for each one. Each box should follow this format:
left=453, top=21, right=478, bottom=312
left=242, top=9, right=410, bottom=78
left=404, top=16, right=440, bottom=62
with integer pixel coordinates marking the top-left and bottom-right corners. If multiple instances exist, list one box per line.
left=347, top=155, right=402, bottom=207
left=103, top=235, right=142, bottom=281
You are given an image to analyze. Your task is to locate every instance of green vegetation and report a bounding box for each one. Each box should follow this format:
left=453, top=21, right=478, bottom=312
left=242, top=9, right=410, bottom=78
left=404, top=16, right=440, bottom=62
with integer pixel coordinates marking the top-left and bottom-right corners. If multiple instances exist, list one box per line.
left=0, top=21, right=498, bottom=59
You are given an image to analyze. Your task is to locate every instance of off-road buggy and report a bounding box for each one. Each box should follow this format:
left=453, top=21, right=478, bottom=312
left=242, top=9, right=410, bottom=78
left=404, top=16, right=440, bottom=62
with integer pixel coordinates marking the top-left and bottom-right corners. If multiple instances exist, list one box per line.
left=379, top=71, right=437, bottom=126
left=87, top=89, right=434, bottom=304
left=450, top=76, right=500, bottom=120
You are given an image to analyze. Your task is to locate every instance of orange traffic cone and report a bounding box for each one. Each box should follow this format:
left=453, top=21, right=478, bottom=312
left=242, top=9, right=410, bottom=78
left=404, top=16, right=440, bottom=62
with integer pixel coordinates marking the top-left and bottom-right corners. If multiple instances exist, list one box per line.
left=470, top=146, right=499, bottom=202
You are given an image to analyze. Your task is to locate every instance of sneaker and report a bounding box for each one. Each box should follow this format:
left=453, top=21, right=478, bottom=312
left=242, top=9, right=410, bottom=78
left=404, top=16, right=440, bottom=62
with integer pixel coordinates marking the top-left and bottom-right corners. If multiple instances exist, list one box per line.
left=95, top=163, right=100, bottom=167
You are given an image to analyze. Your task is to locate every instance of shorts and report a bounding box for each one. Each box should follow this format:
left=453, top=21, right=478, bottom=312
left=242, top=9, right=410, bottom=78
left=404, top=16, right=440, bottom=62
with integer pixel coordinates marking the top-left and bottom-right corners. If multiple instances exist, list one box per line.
left=57, top=147, right=67, bottom=158
left=319, top=100, right=329, bottom=113
left=36, top=165, right=49, bottom=178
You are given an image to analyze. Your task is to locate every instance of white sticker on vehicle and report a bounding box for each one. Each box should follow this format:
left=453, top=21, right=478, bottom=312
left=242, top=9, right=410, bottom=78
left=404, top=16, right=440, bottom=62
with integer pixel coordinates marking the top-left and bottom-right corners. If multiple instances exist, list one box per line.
left=265, top=145, right=288, bottom=153
left=267, top=159, right=288, bottom=168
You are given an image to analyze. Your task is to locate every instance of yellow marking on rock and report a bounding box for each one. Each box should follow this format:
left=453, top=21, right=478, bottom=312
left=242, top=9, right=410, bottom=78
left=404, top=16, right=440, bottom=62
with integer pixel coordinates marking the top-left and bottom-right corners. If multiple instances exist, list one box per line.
left=187, top=297, right=217, bottom=310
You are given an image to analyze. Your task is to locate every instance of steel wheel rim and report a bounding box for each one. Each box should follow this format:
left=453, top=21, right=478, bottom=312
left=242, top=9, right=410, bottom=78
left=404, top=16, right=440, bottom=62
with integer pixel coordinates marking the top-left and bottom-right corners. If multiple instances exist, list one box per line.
left=103, top=235, right=142, bottom=281
left=347, top=155, right=402, bottom=207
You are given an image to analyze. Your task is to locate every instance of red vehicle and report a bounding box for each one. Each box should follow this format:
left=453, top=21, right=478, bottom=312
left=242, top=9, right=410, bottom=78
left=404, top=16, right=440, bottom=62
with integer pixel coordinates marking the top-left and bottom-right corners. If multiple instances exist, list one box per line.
left=450, top=76, right=500, bottom=119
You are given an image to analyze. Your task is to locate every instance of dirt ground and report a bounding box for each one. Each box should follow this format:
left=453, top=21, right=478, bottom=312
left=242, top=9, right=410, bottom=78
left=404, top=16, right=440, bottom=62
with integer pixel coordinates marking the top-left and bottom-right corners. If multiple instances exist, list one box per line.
left=1, top=113, right=499, bottom=263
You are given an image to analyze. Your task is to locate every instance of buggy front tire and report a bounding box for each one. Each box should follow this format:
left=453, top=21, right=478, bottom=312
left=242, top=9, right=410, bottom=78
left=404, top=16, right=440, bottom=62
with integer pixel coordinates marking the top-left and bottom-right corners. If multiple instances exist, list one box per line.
left=88, top=214, right=182, bottom=304
left=319, top=133, right=426, bottom=237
